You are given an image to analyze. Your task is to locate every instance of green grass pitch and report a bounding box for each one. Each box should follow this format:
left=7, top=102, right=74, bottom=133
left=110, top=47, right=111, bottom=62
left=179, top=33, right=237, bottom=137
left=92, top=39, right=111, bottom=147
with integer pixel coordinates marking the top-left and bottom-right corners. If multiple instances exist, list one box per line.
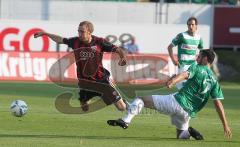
left=0, top=82, right=239, bottom=147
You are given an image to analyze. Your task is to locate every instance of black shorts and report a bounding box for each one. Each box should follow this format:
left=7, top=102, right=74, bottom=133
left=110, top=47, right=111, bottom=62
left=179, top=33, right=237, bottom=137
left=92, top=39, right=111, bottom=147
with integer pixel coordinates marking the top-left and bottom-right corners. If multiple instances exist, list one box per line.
left=78, top=78, right=121, bottom=105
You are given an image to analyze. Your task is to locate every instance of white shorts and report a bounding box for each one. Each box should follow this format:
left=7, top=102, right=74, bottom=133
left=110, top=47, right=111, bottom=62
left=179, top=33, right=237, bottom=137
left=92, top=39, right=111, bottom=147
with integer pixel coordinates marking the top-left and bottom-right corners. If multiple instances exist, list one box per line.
left=152, top=94, right=190, bottom=130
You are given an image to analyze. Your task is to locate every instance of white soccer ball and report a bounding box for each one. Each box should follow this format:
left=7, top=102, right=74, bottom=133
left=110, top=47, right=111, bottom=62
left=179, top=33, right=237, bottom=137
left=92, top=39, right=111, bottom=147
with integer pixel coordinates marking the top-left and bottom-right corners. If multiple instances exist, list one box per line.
left=10, top=100, right=28, bottom=117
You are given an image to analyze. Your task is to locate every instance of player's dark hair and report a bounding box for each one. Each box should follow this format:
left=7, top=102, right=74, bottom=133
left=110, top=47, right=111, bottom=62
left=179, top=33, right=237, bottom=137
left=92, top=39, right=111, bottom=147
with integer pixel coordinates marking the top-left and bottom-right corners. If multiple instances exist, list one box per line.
left=79, top=21, right=94, bottom=33
left=200, top=49, right=215, bottom=64
left=187, top=16, right=198, bottom=25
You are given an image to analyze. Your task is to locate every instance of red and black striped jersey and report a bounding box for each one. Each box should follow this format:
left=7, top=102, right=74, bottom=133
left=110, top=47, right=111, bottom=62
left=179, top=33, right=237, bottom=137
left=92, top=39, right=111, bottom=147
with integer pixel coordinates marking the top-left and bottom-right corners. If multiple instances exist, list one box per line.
left=63, top=35, right=118, bottom=81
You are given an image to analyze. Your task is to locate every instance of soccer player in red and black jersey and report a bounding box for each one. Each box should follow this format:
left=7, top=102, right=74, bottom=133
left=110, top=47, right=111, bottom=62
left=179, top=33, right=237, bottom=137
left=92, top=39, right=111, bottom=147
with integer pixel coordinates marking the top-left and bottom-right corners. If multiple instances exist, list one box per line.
left=34, top=21, right=127, bottom=112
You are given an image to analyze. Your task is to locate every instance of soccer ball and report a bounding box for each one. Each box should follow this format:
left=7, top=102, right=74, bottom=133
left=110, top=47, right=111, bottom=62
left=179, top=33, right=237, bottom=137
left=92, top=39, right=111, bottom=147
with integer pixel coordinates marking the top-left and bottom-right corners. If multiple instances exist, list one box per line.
left=10, top=100, right=28, bottom=117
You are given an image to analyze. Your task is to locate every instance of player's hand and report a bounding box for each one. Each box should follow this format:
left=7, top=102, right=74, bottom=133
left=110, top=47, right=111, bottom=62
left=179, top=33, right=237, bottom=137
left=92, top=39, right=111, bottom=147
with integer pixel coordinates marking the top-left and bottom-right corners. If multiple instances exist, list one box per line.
left=224, top=126, right=232, bottom=139
left=118, top=58, right=127, bottom=66
left=166, top=80, right=174, bottom=88
left=166, top=79, right=174, bottom=88
left=166, top=74, right=176, bottom=88
left=34, top=31, right=45, bottom=38
left=173, top=59, right=179, bottom=67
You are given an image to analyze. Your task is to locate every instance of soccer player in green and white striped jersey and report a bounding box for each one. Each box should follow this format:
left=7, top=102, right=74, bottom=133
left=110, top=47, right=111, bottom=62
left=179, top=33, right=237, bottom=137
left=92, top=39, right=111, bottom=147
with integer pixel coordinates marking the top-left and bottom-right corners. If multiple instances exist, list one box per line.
left=108, top=49, right=232, bottom=140
left=168, top=16, right=203, bottom=89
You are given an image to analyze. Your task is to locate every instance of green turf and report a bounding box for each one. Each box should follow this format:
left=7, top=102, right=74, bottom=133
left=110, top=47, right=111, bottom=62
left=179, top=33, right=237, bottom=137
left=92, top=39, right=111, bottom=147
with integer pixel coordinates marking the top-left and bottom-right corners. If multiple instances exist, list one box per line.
left=0, top=82, right=239, bottom=147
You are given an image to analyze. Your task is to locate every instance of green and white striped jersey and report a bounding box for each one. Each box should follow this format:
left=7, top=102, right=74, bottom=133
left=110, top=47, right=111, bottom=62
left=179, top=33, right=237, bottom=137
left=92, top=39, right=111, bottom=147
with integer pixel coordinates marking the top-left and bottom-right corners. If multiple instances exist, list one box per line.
left=171, top=31, right=204, bottom=66
left=174, top=64, right=224, bottom=118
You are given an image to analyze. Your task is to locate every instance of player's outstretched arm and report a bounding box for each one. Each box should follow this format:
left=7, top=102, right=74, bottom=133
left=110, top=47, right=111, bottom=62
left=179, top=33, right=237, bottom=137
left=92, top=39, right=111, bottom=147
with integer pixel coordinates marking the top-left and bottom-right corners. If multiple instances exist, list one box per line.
left=115, top=47, right=127, bottom=66
left=166, top=71, right=188, bottom=88
left=214, top=100, right=232, bottom=139
left=34, top=31, right=64, bottom=44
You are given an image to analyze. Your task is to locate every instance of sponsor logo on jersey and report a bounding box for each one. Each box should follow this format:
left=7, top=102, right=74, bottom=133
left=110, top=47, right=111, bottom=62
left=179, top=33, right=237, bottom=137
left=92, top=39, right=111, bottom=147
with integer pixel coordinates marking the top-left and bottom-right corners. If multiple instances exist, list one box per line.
left=181, top=44, right=198, bottom=50
left=79, top=51, right=95, bottom=60
left=91, top=46, right=98, bottom=51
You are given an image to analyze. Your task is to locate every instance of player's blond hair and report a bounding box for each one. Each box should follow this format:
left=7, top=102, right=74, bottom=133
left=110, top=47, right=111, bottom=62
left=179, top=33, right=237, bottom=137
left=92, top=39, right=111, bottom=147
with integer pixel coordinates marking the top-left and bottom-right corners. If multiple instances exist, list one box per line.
left=79, top=21, right=94, bottom=33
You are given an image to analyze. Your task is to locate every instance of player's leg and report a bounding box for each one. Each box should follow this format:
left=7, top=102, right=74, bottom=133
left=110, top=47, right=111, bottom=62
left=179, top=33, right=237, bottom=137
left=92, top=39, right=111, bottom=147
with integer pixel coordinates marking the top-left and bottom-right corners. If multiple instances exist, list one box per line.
left=108, top=97, right=145, bottom=129
left=151, top=93, right=199, bottom=139
left=78, top=80, right=98, bottom=111
left=114, top=99, right=127, bottom=111
left=79, top=90, right=102, bottom=111
left=108, top=94, right=181, bottom=129
left=78, top=78, right=128, bottom=112
left=166, top=94, right=191, bottom=139
left=108, top=80, right=128, bottom=111
left=79, top=90, right=90, bottom=111
left=78, top=77, right=112, bottom=112
left=108, top=95, right=157, bottom=129
left=108, top=93, right=186, bottom=130
left=121, top=97, right=146, bottom=123
left=171, top=115, right=191, bottom=139
left=170, top=102, right=203, bottom=140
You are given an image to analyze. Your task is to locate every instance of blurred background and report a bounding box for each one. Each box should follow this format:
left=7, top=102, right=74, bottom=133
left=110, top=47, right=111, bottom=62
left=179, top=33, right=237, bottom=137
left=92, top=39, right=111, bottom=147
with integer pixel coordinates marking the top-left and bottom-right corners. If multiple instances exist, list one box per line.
left=0, top=0, right=240, bottom=82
